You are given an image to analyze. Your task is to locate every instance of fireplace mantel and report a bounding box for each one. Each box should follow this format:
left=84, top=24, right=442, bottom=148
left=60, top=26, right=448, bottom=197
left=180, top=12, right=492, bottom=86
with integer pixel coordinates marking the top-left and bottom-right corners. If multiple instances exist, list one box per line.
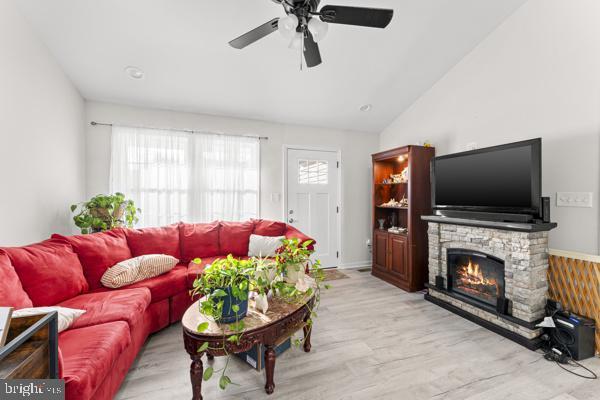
left=422, top=215, right=557, bottom=232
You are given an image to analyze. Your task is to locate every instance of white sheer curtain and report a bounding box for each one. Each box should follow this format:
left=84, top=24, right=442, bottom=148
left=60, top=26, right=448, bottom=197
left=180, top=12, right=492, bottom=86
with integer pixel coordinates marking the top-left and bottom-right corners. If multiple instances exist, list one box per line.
left=110, top=125, right=259, bottom=227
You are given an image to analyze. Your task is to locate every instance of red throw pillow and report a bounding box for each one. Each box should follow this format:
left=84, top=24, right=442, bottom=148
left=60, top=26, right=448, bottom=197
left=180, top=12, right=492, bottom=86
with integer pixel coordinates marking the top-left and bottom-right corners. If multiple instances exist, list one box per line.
left=52, top=229, right=132, bottom=291
left=220, top=221, right=255, bottom=256
left=252, top=219, right=286, bottom=236
left=2, top=240, right=88, bottom=306
left=0, top=251, right=33, bottom=309
left=125, top=224, right=181, bottom=259
left=179, top=221, right=220, bottom=262
left=285, top=225, right=316, bottom=251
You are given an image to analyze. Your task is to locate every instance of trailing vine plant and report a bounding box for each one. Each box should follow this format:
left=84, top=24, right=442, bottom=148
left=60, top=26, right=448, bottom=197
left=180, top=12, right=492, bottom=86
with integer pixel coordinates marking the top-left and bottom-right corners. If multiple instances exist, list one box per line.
left=191, top=256, right=252, bottom=390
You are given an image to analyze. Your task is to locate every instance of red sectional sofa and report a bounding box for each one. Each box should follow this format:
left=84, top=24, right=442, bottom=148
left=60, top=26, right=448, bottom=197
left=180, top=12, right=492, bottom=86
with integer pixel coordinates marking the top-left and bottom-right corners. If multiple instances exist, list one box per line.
left=0, top=219, right=313, bottom=400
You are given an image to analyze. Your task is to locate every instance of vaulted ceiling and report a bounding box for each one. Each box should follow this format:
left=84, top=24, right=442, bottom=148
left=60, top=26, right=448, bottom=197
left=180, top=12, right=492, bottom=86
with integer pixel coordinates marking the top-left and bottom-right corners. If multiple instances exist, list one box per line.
left=16, top=0, right=526, bottom=133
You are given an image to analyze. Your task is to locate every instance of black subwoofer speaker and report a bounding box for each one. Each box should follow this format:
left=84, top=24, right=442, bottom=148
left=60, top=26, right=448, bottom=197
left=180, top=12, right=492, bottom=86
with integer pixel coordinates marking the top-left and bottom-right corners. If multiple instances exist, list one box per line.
left=552, top=313, right=595, bottom=361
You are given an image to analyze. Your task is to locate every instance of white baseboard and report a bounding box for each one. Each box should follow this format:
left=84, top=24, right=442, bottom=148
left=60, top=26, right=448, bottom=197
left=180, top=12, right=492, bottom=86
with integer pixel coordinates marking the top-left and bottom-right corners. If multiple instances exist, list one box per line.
left=336, top=260, right=371, bottom=269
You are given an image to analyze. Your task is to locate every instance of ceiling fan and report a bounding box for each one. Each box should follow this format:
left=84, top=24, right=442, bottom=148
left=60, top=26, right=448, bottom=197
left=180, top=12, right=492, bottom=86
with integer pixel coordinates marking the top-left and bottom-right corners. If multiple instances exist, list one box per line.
left=229, top=0, right=394, bottom=68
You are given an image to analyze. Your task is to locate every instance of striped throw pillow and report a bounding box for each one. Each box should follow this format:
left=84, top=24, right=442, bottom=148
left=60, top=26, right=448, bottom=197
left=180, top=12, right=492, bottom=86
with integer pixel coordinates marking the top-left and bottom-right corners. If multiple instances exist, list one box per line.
left=101, top=254, right=179, bottom=289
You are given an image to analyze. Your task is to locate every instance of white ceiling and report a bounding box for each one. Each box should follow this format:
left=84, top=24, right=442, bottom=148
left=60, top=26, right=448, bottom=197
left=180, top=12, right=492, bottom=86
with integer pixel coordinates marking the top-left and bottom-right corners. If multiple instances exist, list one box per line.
left=16, top=0, right=525, bottom=133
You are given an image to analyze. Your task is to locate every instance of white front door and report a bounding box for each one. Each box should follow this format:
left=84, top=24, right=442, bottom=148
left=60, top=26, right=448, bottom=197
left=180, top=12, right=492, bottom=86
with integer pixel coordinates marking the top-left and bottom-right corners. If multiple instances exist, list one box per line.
left=286, top=148, right=339, bottom=267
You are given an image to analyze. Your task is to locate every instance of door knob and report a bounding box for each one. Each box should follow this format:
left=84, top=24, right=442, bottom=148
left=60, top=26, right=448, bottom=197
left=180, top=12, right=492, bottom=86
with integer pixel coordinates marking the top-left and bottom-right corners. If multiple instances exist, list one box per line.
left=288, top=218, right=295, bottom=223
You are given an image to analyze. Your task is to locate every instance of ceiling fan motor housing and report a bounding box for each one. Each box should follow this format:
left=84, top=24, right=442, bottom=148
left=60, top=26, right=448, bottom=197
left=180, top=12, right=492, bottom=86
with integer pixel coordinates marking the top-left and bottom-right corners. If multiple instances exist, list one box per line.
left=282, top=0, right=321, bottom=22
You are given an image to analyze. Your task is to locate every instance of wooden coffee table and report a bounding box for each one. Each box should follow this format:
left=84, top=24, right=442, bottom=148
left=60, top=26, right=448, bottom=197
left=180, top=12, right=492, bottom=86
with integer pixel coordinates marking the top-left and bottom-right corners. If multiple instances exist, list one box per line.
left=182, top=291, right=316, bottom=400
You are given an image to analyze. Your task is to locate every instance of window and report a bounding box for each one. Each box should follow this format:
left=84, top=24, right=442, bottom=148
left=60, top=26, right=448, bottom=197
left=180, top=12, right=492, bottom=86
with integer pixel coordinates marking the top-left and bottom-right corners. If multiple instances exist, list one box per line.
left=110, top=126, right=259, bottom=227
left=298, top=159, right=328, bottom=184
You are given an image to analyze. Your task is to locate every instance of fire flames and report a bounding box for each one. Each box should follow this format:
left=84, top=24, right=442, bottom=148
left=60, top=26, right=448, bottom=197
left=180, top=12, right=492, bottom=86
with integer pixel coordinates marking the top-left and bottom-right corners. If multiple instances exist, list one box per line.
left=456, top=258, right=498, bottom=295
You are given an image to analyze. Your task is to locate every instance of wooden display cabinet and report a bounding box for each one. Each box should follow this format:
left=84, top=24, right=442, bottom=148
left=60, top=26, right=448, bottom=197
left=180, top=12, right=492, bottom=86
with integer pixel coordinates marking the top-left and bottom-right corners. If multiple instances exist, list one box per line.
left=371, top=145, right=435, bottom=291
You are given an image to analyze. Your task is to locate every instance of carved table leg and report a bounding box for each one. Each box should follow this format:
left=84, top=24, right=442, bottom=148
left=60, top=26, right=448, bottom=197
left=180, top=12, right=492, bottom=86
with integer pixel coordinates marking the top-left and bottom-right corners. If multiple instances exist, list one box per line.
left=303, top=322, right=312, bottom=353
left=264, top=345, right=276, bottom=394
left=190, top=355, right=204, bottom=400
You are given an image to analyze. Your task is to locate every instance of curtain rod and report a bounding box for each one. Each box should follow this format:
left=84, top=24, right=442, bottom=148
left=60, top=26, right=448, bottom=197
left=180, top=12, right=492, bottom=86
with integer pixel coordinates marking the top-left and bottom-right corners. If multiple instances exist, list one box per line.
left=90, top=121, right=268, bottom=140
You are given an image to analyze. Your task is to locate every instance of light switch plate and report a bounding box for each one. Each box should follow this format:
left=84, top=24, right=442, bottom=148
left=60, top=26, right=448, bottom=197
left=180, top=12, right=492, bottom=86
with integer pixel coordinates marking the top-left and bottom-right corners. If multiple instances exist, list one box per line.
left=556, top=192, right=593, bottom=208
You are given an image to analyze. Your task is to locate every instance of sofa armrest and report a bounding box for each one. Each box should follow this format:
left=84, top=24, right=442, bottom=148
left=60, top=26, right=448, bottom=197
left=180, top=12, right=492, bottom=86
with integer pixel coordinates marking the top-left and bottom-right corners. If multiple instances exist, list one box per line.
left=284, top=225, right=316, bottom=251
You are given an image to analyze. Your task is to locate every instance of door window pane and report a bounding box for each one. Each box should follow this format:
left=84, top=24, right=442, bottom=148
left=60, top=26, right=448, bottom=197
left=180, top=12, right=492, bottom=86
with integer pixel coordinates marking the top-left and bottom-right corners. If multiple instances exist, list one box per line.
left=298, top=159, right=328, bottom=185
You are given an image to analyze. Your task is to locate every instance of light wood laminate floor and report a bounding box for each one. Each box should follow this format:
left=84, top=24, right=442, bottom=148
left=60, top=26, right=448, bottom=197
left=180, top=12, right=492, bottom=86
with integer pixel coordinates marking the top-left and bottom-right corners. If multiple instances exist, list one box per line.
left=116, top=269, right=600, bottom=400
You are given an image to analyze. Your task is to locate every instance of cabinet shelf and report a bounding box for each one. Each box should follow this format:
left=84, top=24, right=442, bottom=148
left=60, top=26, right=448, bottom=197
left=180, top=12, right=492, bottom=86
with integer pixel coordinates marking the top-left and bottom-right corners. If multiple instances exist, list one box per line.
left=376, top=206, right=408, bottom=210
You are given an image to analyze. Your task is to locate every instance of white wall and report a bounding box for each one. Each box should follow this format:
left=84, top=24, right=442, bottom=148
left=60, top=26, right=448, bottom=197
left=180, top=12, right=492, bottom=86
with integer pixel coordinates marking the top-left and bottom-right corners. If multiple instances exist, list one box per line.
left=85, top=101, right=377, bottom=267
left=0, top=0, right=85, bottom=246
left=380, top=0, right=600, bottom=255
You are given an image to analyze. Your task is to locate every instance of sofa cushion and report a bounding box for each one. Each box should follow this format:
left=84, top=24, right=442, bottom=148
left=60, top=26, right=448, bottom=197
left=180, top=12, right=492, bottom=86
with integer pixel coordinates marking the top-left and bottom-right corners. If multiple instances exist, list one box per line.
left=248, top=234, right=285, bottom=257
left=59, top=288, right=151, bottom=330
left=219, top=221, right=254, bottom=256
left=0, top=251, right=33, bottom=309
left=252, top=219, right=286, bottom=236
left=2, top=240, right=89, bottom=306
left=285, top=225, right=315, bottom=251
left=125, top=224, right=181, bottom=259
left=60, top=321, right=131, bottom=400
left=179, top=221, right=220, bottom=262
left=116, top=264, right=187, bottom=303
left=52, top=229, right=133, bottom=291
left=13, top=307, right=86, bottom=332
left=101, top=254, right=179, bottom=289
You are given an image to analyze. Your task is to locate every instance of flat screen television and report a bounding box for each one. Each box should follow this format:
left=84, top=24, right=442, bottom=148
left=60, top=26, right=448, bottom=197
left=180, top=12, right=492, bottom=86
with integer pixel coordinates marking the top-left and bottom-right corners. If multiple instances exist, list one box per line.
left=431, top=138, right=541, bottom=219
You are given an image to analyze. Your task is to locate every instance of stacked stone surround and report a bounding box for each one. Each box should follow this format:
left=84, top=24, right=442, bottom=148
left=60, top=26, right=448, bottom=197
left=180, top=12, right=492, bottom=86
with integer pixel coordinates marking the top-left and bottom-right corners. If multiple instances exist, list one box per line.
left=427, top=222, right=550, bottom=338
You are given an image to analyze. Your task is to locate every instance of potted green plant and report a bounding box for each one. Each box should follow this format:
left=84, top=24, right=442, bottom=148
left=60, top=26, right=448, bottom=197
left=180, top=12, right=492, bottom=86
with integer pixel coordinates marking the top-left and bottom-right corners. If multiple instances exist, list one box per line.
left=70, top=192, right=140, bottom=234
left=275, top=238, right=316, bottom=284
left=191, top=255, right=252, bottom=323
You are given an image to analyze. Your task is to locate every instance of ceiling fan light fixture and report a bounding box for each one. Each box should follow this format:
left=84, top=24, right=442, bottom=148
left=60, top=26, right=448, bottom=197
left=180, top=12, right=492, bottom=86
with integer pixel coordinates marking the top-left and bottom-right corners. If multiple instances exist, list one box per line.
left=288, top=32, right=303, bottom=50
left=278, top=14, right=299, bottom=40
left=308, top=18, right=328, bottom=43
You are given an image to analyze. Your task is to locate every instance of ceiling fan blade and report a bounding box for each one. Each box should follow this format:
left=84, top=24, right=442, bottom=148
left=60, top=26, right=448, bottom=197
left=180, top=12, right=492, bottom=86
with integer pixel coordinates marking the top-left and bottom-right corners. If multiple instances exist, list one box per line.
left=229, top=18, right=279, bottom=49
left=304, top=30, right=322, bottom=68
left=319, top=5, right=393, bottom=28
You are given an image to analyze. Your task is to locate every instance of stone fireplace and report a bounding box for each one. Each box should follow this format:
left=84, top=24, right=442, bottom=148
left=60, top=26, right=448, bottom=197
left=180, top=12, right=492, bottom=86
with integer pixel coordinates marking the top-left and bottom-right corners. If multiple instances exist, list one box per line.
left=423, top=217, right=555, bottom=349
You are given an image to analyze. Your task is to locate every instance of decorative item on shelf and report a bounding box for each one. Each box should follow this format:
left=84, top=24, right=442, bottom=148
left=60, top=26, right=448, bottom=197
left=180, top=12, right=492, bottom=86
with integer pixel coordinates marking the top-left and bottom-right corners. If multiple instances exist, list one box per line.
left=70, top=192, right=140, bottom=234
left=423, top=141, right=432, bottom=148
left=380, top=198, right=400, bottom=208
left=399, top=194, right=409, bottom=208
left=391, top=167, right=409, bottom=184
left=190, top=238, right=328, bottom=392
left=378, top=219, right=385, bottom=230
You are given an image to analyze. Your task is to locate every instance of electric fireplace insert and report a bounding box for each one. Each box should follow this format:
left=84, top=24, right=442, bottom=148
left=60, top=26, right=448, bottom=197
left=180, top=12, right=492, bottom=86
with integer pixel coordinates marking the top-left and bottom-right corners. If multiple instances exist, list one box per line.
left=447, top=249, right=505, bottom=309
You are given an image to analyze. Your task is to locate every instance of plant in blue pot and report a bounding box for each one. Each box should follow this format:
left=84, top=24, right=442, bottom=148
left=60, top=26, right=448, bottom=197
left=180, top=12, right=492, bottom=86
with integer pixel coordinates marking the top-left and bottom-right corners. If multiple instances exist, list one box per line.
left=191, top=255, right=252, bottom=324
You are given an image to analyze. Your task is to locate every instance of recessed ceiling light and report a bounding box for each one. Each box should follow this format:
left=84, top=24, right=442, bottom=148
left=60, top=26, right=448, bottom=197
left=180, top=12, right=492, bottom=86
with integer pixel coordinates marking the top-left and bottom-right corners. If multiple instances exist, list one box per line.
left=124, top=66, right=144, bottom=80
left=359, top=104, right=372, bottom=112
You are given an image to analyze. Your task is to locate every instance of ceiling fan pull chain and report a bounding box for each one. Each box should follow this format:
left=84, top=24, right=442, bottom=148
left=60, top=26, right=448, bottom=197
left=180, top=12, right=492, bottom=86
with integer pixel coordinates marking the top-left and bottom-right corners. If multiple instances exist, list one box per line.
left=300, top=27, right=304, bottom=71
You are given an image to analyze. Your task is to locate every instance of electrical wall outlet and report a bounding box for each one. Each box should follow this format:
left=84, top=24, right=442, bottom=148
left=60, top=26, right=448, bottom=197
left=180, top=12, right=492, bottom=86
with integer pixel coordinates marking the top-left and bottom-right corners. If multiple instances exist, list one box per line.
left=556, top=192, right=593, bottom=208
